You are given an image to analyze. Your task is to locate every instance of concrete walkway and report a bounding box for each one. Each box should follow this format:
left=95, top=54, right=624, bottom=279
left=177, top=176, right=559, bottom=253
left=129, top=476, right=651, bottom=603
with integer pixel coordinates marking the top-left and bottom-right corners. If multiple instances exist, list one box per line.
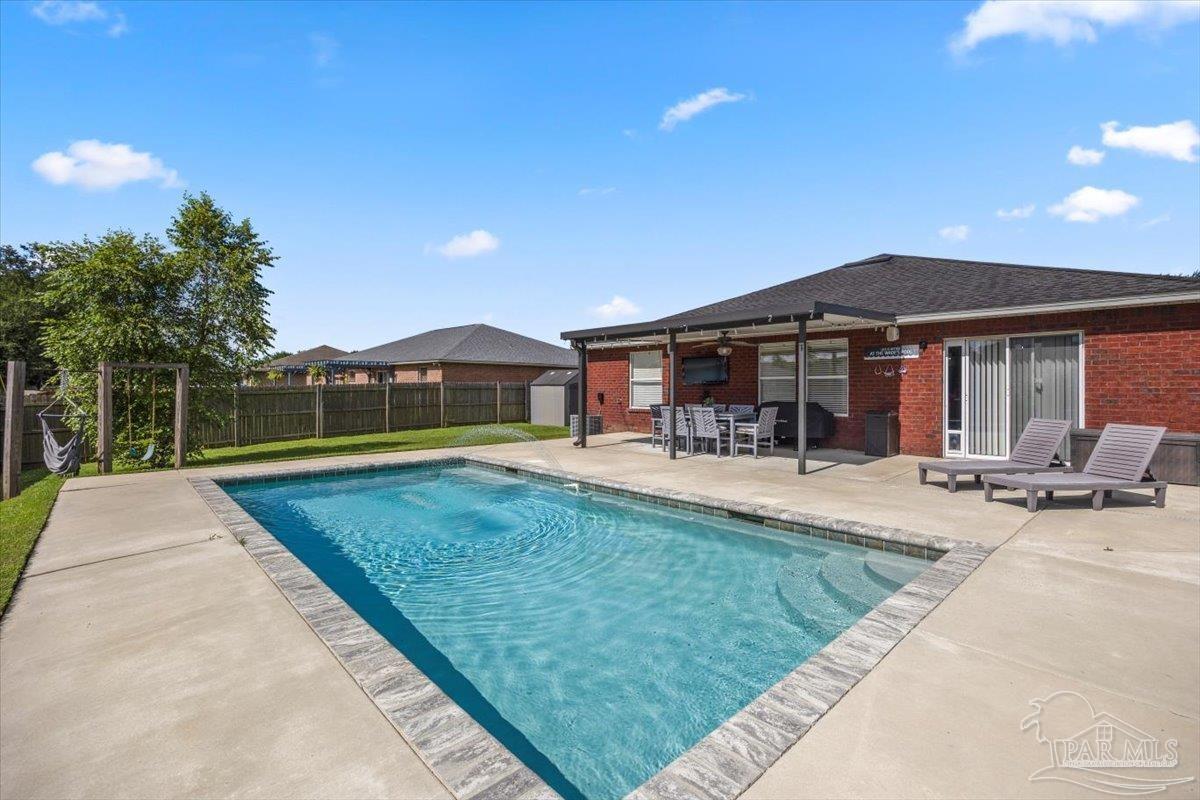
left=2, top=433, right=1197, bottom=799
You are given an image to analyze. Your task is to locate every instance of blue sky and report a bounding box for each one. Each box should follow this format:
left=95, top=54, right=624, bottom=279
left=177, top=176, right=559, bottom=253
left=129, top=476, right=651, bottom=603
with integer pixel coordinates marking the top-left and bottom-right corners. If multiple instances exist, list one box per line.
left=2, top=1, right=1198, bottom=352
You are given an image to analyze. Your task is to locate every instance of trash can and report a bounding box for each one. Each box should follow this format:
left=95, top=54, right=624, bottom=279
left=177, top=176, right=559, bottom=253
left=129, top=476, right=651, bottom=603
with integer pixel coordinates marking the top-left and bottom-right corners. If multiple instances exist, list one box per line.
left=865, top=411, right=900, bottom=457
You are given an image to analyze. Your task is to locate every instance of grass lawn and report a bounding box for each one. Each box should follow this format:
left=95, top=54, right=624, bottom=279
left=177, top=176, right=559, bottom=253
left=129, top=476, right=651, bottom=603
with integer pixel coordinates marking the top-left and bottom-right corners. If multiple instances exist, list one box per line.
left=2, top=422, right=569, bottom=614
left=0, top=469, right=65, bottom=615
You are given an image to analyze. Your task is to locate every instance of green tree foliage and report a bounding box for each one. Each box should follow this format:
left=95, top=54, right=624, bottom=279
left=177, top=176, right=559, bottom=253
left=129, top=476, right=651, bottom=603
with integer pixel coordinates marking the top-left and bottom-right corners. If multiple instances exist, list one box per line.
left=0, top=244, right=57, bottom=367
left=39, top=193, right=275, bottom=462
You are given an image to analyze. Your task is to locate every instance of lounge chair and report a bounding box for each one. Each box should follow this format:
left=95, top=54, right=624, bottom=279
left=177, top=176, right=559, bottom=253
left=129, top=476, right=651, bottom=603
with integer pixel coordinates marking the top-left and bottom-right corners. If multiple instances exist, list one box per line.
left=918, top=418, right=1072, bottom=492
left=984, top=424, right=1168, bottom=512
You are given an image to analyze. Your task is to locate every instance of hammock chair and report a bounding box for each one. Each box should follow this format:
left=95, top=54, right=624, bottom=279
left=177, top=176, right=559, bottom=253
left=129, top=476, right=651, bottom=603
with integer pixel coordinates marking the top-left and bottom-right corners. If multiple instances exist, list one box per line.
left=37, top=397, right=87, bottom=476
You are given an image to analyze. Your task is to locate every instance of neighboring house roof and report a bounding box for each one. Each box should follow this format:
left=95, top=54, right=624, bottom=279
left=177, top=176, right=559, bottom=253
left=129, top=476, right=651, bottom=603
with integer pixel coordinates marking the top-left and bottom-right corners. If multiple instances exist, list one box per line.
left=531, top=369, right=579, bottom=386
left=335, top=324, right=577, bottom=368
left=263, top=345, right=349, bottom=370
left=563, top=253, right=1200, bottom=340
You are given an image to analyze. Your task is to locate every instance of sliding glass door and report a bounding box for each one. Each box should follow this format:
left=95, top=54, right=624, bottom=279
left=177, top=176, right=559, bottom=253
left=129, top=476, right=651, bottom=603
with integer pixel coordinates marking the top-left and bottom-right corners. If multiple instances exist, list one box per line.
left=943, top=332, right=1082, bottom=459
left=1010, top=333, right=1081, bottom=461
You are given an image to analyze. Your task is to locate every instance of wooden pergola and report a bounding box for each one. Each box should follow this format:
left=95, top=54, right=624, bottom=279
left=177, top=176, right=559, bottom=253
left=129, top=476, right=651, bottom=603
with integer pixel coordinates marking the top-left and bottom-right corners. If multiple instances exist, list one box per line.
left=97, top=362, right=190, bottom=473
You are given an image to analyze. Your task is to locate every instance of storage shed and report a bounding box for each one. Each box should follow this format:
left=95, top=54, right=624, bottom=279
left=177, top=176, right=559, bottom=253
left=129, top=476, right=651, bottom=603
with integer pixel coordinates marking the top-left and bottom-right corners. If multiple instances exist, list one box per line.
left=530, top=369, right=579, bottom=427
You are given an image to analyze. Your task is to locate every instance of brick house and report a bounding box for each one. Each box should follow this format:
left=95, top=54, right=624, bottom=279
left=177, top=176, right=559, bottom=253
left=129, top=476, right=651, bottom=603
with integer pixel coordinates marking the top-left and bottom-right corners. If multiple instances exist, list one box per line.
left=561, top=254, right=1200, bottom=462
left=248, top=345, right=348, bottom=386
left=322, top=323, right=576, bottom=385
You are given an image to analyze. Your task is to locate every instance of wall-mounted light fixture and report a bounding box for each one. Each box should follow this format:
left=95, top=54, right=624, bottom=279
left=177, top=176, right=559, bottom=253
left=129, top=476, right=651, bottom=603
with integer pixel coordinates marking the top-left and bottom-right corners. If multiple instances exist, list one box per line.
left=885, top=325, right=900, bottom=342
left=597, top=391, right=605, bottom=405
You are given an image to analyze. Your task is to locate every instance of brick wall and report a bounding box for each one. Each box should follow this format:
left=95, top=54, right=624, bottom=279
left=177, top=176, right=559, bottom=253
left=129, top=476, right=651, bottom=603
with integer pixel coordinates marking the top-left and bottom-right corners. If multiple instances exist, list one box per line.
left=583, top=302, right=1200, bottom=457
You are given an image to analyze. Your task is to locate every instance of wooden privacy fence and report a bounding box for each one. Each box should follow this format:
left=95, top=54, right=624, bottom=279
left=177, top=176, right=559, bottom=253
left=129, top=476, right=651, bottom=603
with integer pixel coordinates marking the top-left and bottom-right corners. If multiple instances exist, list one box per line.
left=196, top=381, right=530, bottom=448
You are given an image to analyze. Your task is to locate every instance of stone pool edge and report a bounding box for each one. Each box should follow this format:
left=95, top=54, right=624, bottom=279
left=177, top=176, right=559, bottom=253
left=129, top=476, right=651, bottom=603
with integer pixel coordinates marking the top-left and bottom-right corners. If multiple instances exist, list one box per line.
left=189, top=468, right=560, bottom=800
left=191, top=454, right=994, bottom=800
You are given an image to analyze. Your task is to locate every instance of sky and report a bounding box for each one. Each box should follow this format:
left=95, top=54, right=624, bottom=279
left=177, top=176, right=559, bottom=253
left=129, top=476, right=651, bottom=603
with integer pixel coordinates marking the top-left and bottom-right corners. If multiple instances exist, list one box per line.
left=2, top=0, right=1198, bottom=353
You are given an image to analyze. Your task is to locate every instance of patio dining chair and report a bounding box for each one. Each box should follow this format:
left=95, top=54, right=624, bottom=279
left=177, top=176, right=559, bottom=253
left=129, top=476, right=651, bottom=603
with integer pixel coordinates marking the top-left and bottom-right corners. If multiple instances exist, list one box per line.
left=710, top=404, right=727, bottom=412
left=649, top=404, right=666, bottom=449
left=734, top=405, right=778, bottom=458
left=690, top=406, right=729, bottom=456
left=728, top=404, right=755, bottom=415
left=660, top=406, right=693, bottom=454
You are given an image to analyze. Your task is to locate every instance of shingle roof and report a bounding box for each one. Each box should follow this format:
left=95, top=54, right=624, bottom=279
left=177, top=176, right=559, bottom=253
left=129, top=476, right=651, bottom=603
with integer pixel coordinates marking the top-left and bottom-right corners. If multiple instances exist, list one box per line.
left=563, top=254, right=1199, bottom=340
left=266, top=345, right=348, bottom=368
left=338, top=324, right=577, bottom=367
left=659, top=254, right=1199, bottom=322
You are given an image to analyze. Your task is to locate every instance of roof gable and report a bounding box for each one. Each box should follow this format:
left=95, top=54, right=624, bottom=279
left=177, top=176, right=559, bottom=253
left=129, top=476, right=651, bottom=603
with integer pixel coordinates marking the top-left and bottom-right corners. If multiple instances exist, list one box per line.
left=341, top=324, right=576, bottom=367
left=266, top=345, right=348, bottom=368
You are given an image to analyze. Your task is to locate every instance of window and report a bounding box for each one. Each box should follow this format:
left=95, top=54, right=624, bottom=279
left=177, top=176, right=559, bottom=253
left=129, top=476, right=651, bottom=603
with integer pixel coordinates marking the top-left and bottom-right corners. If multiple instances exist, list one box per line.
left=758, top=338, right=850, bottom=416
left=417, top=367, right=428, bottom=382
left=629, top=350, right=663, bottom=408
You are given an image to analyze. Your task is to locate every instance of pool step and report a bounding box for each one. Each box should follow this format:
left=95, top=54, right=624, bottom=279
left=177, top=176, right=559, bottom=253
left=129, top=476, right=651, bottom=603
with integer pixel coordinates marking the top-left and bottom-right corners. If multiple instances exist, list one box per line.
left=775, top=556, right=858, bottom=639
left=863, top=552, right=929, bottom=590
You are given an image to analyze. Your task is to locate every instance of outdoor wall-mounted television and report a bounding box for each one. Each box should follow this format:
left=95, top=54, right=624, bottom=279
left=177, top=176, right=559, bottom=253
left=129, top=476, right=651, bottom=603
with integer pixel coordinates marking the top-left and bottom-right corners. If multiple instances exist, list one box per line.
left=682, top=356, right=729, bottom=385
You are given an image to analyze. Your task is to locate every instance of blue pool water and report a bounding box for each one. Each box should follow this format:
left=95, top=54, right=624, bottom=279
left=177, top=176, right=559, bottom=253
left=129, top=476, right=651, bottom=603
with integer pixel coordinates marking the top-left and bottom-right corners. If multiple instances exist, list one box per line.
left=225, top=464, right=928, bottom=800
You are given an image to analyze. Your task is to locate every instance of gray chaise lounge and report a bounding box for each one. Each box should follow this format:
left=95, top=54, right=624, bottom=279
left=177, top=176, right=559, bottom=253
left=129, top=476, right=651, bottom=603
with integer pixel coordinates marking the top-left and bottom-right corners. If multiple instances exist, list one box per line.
left=918, top=418, right=1072, bottom=492
left=984, top=423, right=1168, bottom=512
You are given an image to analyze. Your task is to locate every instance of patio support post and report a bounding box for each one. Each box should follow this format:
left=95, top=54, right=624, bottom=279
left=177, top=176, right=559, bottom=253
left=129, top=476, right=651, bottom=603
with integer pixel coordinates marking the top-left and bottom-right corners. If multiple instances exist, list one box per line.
left=575, top=341, right=587, bottom=447
left=796, top=320, right=807, bottom=475
left=3, top=360, right=25, bottom=500
left=668, top=332, right=677, bottom=460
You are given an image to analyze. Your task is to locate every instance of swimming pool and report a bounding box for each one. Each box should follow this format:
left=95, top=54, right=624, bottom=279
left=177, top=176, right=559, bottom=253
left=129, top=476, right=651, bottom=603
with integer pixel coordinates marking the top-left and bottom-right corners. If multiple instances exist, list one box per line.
left=223, top=462, right=931, bottom=800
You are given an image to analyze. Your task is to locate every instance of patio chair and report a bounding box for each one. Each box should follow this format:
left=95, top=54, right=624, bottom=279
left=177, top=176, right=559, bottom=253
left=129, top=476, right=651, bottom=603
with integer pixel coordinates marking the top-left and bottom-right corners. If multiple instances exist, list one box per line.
left=690, top=406, right=729, bottom=456
left=984, top=424, right=1168, bottom=512
left=661, top=406, right=693, bottom=455
left=649, top=404, right=666, bottom=449
left=728, top=404, right=755, bottom=415
left=710, top=404, right=727, bottom=412
left=734, top=405, right=779, bottom=458
left=917, top=418, right=1072, bottom=492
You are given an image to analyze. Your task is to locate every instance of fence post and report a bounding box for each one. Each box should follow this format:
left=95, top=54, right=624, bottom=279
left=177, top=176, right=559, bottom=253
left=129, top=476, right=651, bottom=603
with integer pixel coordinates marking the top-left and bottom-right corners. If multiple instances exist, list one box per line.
left=98, top=361, right=113, bottom=474
left=232, top=387, right=241, bottom=447
left=315, top=384, right=323, bottom=439
left=439, top=383, right=446, bottom=428
left=174, top=365, right=189, bottom=470
left=3, top=360, right=25, bottom=500
left=525, top=380, right=530, bottom=423
left=496, top=381, right=501, bottom=423
left=384, top=380, right=391, bottom=434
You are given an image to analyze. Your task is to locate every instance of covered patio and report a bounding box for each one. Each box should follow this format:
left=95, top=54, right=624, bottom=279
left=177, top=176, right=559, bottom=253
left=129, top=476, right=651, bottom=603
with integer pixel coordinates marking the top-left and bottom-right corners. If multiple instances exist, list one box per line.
left=562, top=300, right=897, bottom=474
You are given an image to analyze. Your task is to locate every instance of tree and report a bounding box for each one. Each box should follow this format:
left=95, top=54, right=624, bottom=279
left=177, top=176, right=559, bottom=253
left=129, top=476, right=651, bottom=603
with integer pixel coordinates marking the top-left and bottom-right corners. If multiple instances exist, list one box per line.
left=0, top=244, right=57, bottom=367
left=39, top=194, right=275, bottom=461
left=306, top=364, right=327, bottom=384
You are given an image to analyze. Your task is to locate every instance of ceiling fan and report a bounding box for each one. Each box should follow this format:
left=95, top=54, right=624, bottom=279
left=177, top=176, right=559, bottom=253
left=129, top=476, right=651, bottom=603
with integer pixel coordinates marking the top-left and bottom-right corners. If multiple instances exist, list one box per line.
left=687, top=331, right=757, bottom=356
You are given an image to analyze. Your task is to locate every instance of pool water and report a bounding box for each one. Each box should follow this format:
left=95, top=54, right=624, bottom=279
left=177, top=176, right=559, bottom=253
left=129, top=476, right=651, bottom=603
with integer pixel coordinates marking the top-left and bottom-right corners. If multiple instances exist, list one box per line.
left=225, top=464, right=928, bottom=800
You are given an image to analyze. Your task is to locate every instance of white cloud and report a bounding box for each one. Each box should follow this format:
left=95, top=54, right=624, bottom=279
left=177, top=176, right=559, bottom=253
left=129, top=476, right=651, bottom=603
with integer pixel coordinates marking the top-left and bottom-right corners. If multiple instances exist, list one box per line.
left=578, top=186, right=616, bottom=196
left=427, top=230, right=500, bottom=259
left=950, top=0, right=1200, bottom=53
left=1049, top=186, right=1139, bottom=223
left=31, top=1, right=128, bottom=36
left=659, top=87, right=746, bottom=132
left=31, top=140, right=181, bottom=191
left=1100, top=120, right=1200, bottom=162
left=1067, top=145, right=1105, bottom=166
left=310, top=33, right=339, bottom=68
left=938, top=224, right=970, bottom=241
left=591, top=295, right=641, bottom=319
left=622, top=129, right=637, bottom=139
left=996, top=204, right=1036, bottom=220
left=1140, top=214, right=1171, bottom=229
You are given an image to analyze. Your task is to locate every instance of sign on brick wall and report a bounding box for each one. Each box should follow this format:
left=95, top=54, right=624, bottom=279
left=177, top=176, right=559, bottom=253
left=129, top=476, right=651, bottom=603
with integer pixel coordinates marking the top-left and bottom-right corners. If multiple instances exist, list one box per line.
left=864, top=344, right=921, bottom=360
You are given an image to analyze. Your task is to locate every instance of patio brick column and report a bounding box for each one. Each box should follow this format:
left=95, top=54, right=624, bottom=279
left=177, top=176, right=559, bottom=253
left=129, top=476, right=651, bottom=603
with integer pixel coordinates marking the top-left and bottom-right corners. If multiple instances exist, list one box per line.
left=668, top=333, right=677, bottom=460
left=797, top=321, right=807, bottom=475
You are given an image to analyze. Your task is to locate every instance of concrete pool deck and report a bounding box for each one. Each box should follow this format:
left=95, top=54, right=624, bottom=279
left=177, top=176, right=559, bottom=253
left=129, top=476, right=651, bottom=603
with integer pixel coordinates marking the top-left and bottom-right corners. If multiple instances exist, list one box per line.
left=2, top=432, right=1197, bottom=799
